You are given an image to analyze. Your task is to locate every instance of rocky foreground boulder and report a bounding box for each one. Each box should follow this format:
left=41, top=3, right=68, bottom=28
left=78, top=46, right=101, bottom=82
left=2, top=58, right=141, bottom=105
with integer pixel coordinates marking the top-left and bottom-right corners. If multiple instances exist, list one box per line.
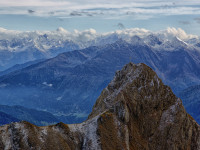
left=0, top=63, right=200, bottom=150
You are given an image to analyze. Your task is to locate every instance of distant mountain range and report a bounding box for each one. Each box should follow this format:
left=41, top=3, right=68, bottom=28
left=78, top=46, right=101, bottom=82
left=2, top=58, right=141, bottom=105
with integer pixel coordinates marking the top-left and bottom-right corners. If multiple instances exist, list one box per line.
left=0, top=105, right=59, bottom=126
left=0, top=111, right=19, bottom=126
left=0, top=27, right=200, bottom=71
left=178, top=85, right=200, bottom=123
left=0, top=33, right=200, bottom=123
left=0, top=59, right=44, bottom=76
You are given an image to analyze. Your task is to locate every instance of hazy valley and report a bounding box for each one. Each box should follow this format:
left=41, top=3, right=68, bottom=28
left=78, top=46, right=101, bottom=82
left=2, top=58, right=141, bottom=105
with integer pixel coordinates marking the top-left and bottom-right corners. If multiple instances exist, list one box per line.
left=0, top=28, right=200, bottom=124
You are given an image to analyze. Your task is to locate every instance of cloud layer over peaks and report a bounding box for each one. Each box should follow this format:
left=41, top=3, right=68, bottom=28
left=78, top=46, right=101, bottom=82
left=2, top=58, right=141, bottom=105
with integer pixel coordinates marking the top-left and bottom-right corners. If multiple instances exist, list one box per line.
left=159, top=27, right=198, bottom=40
left=0, top=27, right=198, bottom=43
left=1, top=0, right=200, bottom=18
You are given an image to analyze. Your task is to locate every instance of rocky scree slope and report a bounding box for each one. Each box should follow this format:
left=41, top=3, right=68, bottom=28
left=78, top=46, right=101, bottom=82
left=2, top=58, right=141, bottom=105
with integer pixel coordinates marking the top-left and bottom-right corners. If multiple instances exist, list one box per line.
left=0, top=63, right=200, bottom=150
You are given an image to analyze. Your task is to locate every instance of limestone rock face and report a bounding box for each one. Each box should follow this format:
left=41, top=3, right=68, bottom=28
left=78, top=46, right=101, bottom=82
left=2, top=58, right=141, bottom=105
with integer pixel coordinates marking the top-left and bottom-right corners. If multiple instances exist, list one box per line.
left=0, top=63, right=200, bottom=150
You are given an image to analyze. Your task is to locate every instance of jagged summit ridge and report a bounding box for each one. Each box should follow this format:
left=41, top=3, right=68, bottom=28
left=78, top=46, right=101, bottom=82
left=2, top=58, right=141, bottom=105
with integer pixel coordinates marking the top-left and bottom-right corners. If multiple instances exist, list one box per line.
left=0, top=62, right=200, bottom=150
left=89, top=62, right=162, bottom=118
left=90, top=62, right=200, bottom=149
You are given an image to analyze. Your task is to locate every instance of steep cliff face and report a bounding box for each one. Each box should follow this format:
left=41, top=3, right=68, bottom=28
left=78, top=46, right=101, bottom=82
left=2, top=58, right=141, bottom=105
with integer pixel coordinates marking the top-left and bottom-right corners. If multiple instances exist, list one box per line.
left=0, top=63, right=200, bottom=150
left=89, top=63, right=200, bottom=149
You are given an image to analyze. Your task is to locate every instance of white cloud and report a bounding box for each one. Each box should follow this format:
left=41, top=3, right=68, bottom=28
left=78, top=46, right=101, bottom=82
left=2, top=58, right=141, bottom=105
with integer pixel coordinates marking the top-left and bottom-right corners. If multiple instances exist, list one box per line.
left=73, top=29, right=98, bottom=42
left=0, top=0, right=200, bottom=18
left=155, top=27, right=198, bottom=40
left=0, top=0, right=70, bottom=7
left=0, top=27, right=198, bottom=43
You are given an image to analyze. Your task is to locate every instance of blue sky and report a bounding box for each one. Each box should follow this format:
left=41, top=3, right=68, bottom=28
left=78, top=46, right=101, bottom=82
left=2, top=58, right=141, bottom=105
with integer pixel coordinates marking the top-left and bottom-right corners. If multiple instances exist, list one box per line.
left=0, top=0, right=200, bottom=35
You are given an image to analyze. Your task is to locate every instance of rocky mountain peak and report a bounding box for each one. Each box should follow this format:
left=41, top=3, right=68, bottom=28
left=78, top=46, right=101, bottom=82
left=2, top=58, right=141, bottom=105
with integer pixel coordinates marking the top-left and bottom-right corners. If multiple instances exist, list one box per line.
left=89, top=62, right=165, bottom=119
left=0, top=62, right=200, bottom=150
left=88, top=62, right=200, bottom=149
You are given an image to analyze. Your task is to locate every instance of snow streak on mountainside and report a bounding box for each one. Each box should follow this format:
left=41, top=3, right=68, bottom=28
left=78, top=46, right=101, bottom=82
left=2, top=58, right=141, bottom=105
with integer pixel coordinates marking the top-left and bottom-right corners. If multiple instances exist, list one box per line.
left=0, top=27, right=199, bottom=71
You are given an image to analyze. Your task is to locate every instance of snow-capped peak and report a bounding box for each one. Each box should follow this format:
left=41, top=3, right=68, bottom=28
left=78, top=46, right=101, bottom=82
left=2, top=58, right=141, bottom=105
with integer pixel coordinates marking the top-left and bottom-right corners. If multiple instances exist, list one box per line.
left=0, top=27, right=199, bottom=52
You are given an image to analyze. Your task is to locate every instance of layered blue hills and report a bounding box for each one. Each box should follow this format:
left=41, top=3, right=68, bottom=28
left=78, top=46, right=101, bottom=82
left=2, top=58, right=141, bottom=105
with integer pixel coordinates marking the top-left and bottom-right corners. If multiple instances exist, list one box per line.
left=0, top=105, right=59, bottom=126
left=178, top=85, right=200, bottom=123
left=0, top=111, right=19, bottom=126
left=0, top=39, right=200, bottom=123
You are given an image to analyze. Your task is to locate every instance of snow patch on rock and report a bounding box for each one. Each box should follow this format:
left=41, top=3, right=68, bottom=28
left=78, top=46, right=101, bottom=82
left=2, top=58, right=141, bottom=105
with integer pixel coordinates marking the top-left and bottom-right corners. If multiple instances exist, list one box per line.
left=159, top=98, right=182, bottom=130
left=68, top=115, right=101, bottom=150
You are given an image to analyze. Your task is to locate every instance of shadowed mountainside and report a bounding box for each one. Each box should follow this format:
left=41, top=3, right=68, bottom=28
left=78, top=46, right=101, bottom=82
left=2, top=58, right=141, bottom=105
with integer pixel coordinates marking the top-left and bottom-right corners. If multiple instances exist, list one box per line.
left=179, top=85, right=200, bottom=123
left=0, top=105, right=60, bottom=126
